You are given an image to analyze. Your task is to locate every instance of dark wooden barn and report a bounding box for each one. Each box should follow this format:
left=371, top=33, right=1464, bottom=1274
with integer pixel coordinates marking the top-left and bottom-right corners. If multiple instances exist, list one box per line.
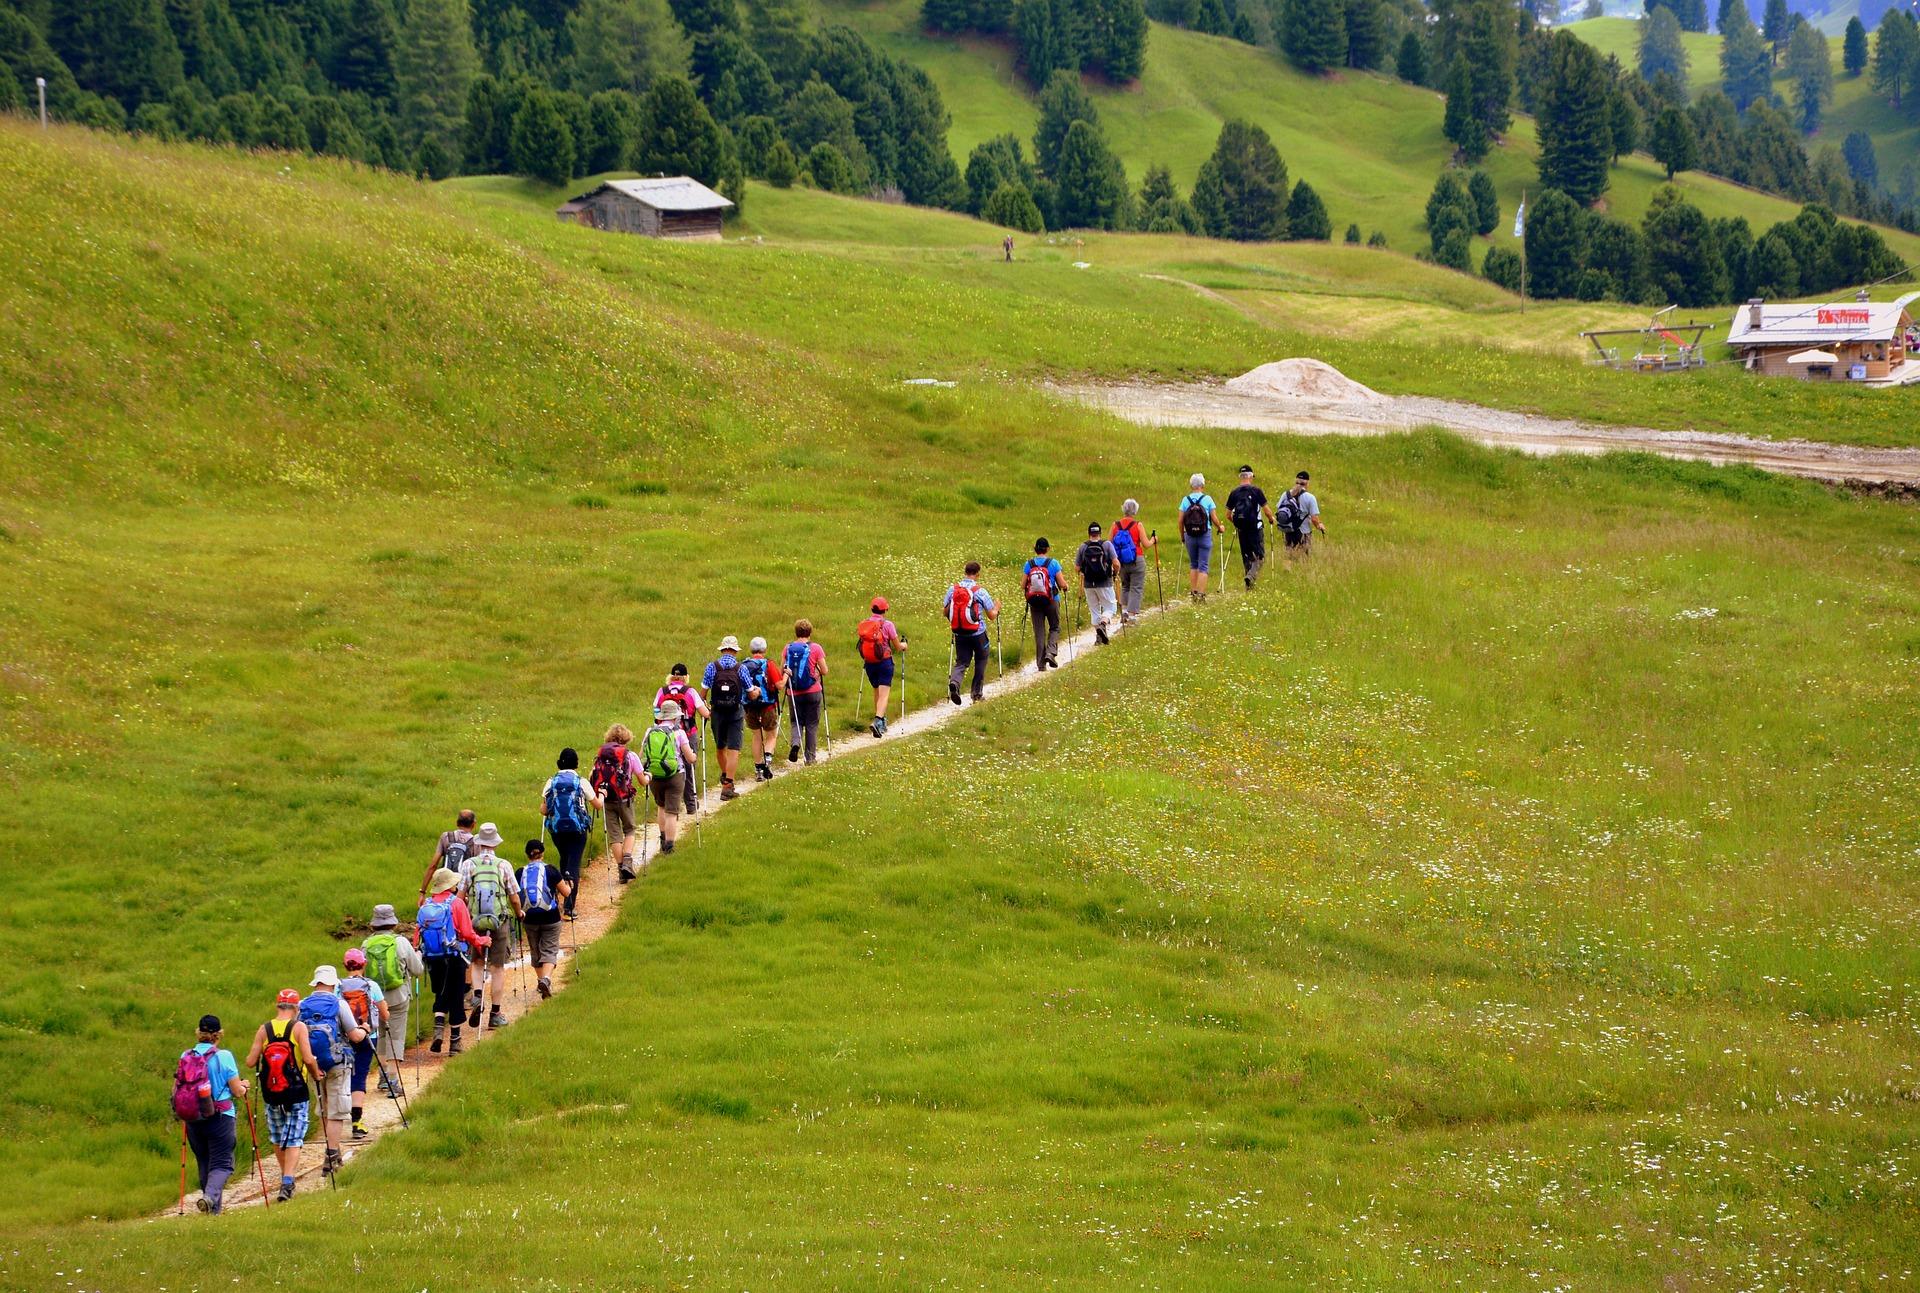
left=554, top=177, right=733, bottom=241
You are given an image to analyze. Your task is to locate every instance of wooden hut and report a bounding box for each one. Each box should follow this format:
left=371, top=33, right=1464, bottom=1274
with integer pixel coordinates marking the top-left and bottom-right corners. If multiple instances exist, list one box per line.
left=1726, top=290, right=1920, bottom=383
left=554, top=177, right=732, bottom=241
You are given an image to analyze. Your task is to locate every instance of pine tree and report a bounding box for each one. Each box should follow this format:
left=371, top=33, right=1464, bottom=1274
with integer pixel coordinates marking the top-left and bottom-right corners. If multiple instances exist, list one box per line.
left=1873, top=11, right=1918, bottom=110
left=1467, top=168, right=1498, bottom=234
left=1053, top=118, right=1130, bottom=227
left=1436, top=227, right=1472, bottom=269
left=1460, top=0, right=1514, bottom=139
left=1761, top=0, right=1789, bottom=64
left=1285, top=179, right=1330, bottom=237
left=1033, top=69, right=1098, bottom=175
left=1719, top=4, right=1771, bottom=112
left=1523, top=186, right=1589, bottom=298
left=566, top=0, right=692, bottom=97
left=1714, top=0, right=1738, bottom=33
left=1649, top=104, right=1697, bottom=177
left=1442, top=56, right=1488, bottom=162
left=982, top=180, right=1045, bottom=230
left=805, top=140, right=857, bottom=191
left=1367, top=229, right=1388, bottom=246
left=1637, top=5, right=1688, bottom=86
left=764, top=135, right=798, bottom=185
left=1425, top=170, right=1476, bottom=250
left=1191, top=118, right=1288, bottom=240
left=1483, top=244, right=1523, bottom=290
left=509, top=89, right=574, bottom=183
left=1843, top=15, right=1868, bottom=77
left=1101, top=0, right=1148, bottom=81
left=1281, top=0, right=1346, bottom=73
left=1843, top=130, right=1877, bottom=186
left=1344, top=221, right=1361, bottom=242
left=636, top=75, right=727, bottom=183
left=1784, top=20, right=1832, bottom=132
left=1609, top=85, right=1642, bottom=159
left=332, top=0, right=397, bottom=100
left=395, top=0, right=478, bottom=154
left=50, top=0, right=184, bottom=109
left=1138, top=162, right=1199, bottom=232
left=1014, top=0, right=1064, bottom=85
left=1643, top=187, right=1727, bottom=305
left=587, top=89, right=642, bottom=170
left=1396, top=30, right=1427, bottom=84
left=1342, top=0, right=1384, bottom=69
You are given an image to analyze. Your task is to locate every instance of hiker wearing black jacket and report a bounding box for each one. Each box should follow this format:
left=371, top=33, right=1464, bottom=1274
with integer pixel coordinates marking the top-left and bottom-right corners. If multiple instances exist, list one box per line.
left=1226, top=465, right=1279, bottom=590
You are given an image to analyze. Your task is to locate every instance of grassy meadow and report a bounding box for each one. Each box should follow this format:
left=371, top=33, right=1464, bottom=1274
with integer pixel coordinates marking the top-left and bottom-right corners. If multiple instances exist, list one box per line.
left=1, top=120, right=1919, bottom=1288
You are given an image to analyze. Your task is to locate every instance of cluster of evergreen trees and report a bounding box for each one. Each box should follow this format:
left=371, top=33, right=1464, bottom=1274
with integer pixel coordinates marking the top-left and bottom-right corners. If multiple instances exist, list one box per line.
left=920, top=0, right=1146, bottom=87
left=0, top=0, right=969, bottom=213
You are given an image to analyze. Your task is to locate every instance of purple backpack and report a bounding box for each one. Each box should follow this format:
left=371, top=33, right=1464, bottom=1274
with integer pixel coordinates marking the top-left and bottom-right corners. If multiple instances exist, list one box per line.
left=172, top=1048, right=216, bottom=1122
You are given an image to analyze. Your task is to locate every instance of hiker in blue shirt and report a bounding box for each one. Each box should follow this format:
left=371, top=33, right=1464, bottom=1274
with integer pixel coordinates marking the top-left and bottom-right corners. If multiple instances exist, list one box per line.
left=1019, top=538, right=1063, bottom=671
left=179, top=1015, right=248, bottom=1213
left=943, top=562, right=999, bottom=704
left=1176, top=473, right=1225, bottom=603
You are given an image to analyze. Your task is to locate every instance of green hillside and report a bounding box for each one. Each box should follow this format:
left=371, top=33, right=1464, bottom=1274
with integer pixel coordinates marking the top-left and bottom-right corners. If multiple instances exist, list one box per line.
left=4, top=120, right=1920, bottom=1291
left=828, top=6, right=1920, bottom=267
left=1567, top=15, right=1920, bottom=182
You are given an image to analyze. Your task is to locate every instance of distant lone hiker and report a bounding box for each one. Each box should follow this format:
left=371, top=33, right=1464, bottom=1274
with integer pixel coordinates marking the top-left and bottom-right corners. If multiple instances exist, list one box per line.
left=1111, top=501, right=1152, bottom=623
left=855, top=598, right=905, bottom=738
left=1177, top=473, right=1225, bottom=602
left=945, top=561, right=998, bottom=704
left=1021, top=538, right=1062, bottom=671
left=1278, top=470, right=1327, bottom=556
left=1226, top=464, right=1278, bottom=590
left=1003, top=233, right=1014, bottom=262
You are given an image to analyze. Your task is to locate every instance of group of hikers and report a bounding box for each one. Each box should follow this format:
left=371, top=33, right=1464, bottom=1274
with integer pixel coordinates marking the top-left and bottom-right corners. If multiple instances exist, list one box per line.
left=168, top=466, right=1325, bottom=1215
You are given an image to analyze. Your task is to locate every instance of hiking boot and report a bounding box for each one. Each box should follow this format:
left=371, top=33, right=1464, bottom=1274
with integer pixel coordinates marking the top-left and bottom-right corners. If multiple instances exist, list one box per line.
left=322, top=1149, right=343, bottom=1176
left=949, top=682, right=963, bottom=705
left=447, top=1030, right=464, bottom=1055
left=351, top=1120, right=367, bottom=1140
left=1047, top=655, right=1059, bottom=668
left=787, top=744, right=800, bottom=763
left=618, top=864, right=635, bottom=884
left=871, top=717, right=886, bottom=738
left=720, top=780, right=739, bottom=801
left=466, top=1005, right=482, bottom=1030
left=195, top=1193, right=212, bottom=1214
left=277, top=1180, right=295, bottom=1203
left=429, top=1016, right=446, bottom=1053
left=488, top=1007, right=508, bottom=1030
left=757, top=760, right=772, bottom=781
left=537, top=976, right=552, bottom=999
left=1095, top=623, right=1110, bottom=645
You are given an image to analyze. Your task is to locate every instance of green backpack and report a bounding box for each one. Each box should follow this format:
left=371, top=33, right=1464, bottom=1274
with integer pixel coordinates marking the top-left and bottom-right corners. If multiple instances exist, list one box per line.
left=468, top=861, right=506, bottom=933
left=363, top=933, right=406, bottom=992
left=641, top=724, right=681, bottom=778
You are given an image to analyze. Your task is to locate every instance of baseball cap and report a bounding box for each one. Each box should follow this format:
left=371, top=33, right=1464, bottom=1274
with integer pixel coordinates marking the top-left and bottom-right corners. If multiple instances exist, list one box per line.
left=871, top=597, right=889, bottom=613
left=343, top=948, right=367, bottom=969
left=1239, top=464, right=1254, bottom=475
left=198, top=1014, right=222, bottom=1033
left=310, top=964, right=339, bottom=988
left=671, top=662, right=689, bottom=677
left=1087, top=521, right=1101, bottom=536
left=276, top=989, right=301, bottom=1007
left=1296, top=470, right=1310, bottom=481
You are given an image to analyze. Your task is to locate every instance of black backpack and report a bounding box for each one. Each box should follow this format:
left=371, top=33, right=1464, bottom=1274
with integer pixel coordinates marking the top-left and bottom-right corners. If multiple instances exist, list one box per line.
left=1076, top=541, right=1112, bottom=581
left=1276, top=493, right=1306, bottom=534
left=709, top=658, right=744, bottom=709
left=1229, top=488, right=1260, bottom=525
left=1181, top=495, right=1210, bottom=537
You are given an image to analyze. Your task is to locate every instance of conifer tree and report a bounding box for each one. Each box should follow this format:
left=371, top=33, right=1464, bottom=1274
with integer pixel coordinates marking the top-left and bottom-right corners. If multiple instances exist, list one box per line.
left=1281, top=0, right=1347, bottom=73
left=1395, top=30, right=1427, bottom=84
left=1843, top=15, right=1868, bottom=77
left=1523, top=186, right=1588, bottom=298
left=332, top=0, right=398, bottom=101
left=1343, top=0, right=1384, bottom=69
left=1467, top=168, right=1498, bottom=234
left=509, top=89, right=574, bottom=183
left=1192, top=118, right=1288, bottom=240
left=50, top=0, right=184, bottom=109
left=1649, top=104, right=1697, bottom=178
left=1442, top=56, right=1488, bottom=162
left=1873, top=11, right=1918, bottom=109
left=1784, top=20, right=1832, bottom=132
left=1537, top=31, right=1613, bottom=205
left=1637, top=5, right=1688, bottom=87
left=1053, top=119, right=1130, bottom=227
left=1033, top=69, right=1098, bottom=175
left=395, top=0, right=478, bottom=153
left=1719, top=4, right=1771, bottom=111
left=1761, top=0, right=1789, bottom=64
left=1285, top=179, right=1330, bottom=237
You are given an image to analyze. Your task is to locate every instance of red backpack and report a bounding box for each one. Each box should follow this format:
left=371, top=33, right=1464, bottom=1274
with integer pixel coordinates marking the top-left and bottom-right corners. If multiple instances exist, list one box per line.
left=591, top=742, right=635, bottom=800
left=855, top=616, right=892, bottom=663
left=948, top=583, right=981, bottom=632
left=1023, top=561, right=1054, bottom=599
left=257, top=1019, right=309, bottom=1108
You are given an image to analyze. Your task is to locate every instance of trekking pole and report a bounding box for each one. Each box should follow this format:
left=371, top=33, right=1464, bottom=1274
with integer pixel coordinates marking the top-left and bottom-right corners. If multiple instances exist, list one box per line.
left=994, top=614, right=1004, bottom=680
left=641, top=792, right=652, bottom=871
left=1016, top=599, right=1029, bottom=667
left=700, top=732, right=711, bottom=813
left=371, top=1053, right=411, bottom=1128
left=242, top=1093, right=271, bottom=1206
left=854, top=670, right=865, bottom=732
left=178, top=1122, right=189, bottom=1215
left=822, top=683, right=832, bottom=758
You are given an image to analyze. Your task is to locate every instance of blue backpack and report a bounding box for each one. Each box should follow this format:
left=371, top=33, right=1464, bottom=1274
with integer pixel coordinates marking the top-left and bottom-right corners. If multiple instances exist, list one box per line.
left=298, top=993, right=340, bottom=1071
left=544, top=770, right=592, bottom=835
left=520, top=864, right=557, bottom=917
left=742, top=656, right=777, bottom=705
left=783, top=641, right=816, bottom=692
left=1111, top=524, right=1138, bottom=565
left=418, top=897, right=459, bottom=958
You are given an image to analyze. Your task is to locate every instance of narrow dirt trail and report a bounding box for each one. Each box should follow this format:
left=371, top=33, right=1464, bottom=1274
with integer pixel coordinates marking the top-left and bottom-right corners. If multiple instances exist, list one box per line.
left=172, top=590, right=1178, bottom=1216
left=1049, top=379, right=1920, bottom=488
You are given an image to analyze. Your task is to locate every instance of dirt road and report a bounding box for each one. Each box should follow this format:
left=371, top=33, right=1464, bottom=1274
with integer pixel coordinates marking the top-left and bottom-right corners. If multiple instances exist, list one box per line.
left=1049, top=378, right=1920, bottom=489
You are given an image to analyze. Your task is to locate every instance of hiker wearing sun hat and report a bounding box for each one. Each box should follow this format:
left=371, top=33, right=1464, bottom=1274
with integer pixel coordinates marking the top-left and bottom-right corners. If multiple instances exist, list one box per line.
left=702, top=635, right=749, bottom=800
left=245, top=988, right=319, bottom=1201
left=740, top=637, right=782, bottom=782
left=641, top=700, right=699, bottom=856
left=298, top=964, right=366, bottom=1179
left=458, top=823, right=523, bottom=1033
left=361, top=904, right=423, bottom=1085
left=414, top=866, right=489, bottom=1057
left=854, top=598, right=905, bottom=738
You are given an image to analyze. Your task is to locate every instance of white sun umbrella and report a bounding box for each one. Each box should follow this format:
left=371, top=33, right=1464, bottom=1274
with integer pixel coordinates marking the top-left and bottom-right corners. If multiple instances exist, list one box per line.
left=1787, top=349, right=1839, bottom=364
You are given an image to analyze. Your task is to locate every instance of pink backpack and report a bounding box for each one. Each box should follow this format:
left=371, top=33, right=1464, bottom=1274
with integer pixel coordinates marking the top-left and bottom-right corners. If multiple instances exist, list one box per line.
left=172, top=1049, right=216, bottom=1122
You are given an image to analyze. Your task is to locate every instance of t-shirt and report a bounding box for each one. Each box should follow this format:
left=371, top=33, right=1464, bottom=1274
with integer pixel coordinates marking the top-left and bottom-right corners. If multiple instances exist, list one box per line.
left=1226, top=484, right=1268, bottom=528
left=337, top=974, right=386, bottom=1039
left=1110, top=518, right=1147, bottom=563
left=644, top=721, right=698, bottom=774
left=1297, top=490, right=1321, bottom=526
left=520, top=862, right=565, bottom=926
left=188, top=1043, right=240, bottom=1119
left=1075, top=539, right=1121, bottom=587
left=783, top=642, right=827, bottom=696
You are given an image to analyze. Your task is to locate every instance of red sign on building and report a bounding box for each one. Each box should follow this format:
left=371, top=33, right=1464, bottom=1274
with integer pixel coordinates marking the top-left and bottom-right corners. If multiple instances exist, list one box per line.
left=1817, top=308, right=1871, bottom=325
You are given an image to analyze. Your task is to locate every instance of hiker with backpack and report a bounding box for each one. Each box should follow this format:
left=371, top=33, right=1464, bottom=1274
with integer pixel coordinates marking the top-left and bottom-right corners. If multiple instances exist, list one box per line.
left=245, top=989, right=320, bottom=1202
left=459, top=823, right=524, bottom=1033
left=655, top=664, right=710, bottom=812
left=854, top=599, right=905, bottom=738
left=336, top=949, right=388, bottom=1142
left=741, top=637, right=782, bottom=782
left=1279, top=470, right=1327, bottom=555
left=299, top=965, right=368, bottom=1180
left=361, top=904, right=423, bottom=1087
left=1177, top=473, right=1225, bottom=602
left=642, top=701, right=699, bottom=854
left=1111, top=501, right=1152, bottom=622
left=1226, top=465, right=1279, bottom=590
left=419, top=809, right=477, bottom=904
left=540, top=748, right=600, bottom=917
left=1020, top=539, right=1062, bottom=672
left=943, top=563, right=999, bottom=704
left=702, top=637, right=750, bottom=797
left=174, top=1014, right=248, bottom=1214
left=591, top=725, right=645, bottom=881
left=1073, top=522, right=1122, bottom=646
left=414, top=866, right=490, bottom=1056
left=520, top=838, right=571, bottom=998
left=782, top=621, right=828, bottom=765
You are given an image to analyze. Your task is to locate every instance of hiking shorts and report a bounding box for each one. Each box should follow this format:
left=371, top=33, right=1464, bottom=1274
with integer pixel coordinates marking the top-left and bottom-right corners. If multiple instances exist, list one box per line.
left=476, top=927, right=511, bottom=967
left=526, top=921, right=562, bottom=967
left=710, top=706, right=744, bottom=752
left=1183, top=531, right=1213, bottom=573
left=649, top=770, right=686, bottom=814
left=604, top=794, right=636, bottom=850
left=746, top=703, right=778, bottom=734
left=265, top=1100, right=310, bottom=1148
left=862, top=658, right=895, bottom=688
left=350, top=1038, right=375, bottom=1092
left=316, top=1062, right=351, bottom=1122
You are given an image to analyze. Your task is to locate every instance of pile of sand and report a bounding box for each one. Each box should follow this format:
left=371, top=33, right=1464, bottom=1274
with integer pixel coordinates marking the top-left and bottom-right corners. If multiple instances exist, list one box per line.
left=1225, top=358, right=1382, bottom=404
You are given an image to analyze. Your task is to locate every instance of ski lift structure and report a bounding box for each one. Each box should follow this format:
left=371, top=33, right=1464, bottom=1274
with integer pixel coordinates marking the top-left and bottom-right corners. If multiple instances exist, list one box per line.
left=1580, top=306, right=1715, bottom=373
